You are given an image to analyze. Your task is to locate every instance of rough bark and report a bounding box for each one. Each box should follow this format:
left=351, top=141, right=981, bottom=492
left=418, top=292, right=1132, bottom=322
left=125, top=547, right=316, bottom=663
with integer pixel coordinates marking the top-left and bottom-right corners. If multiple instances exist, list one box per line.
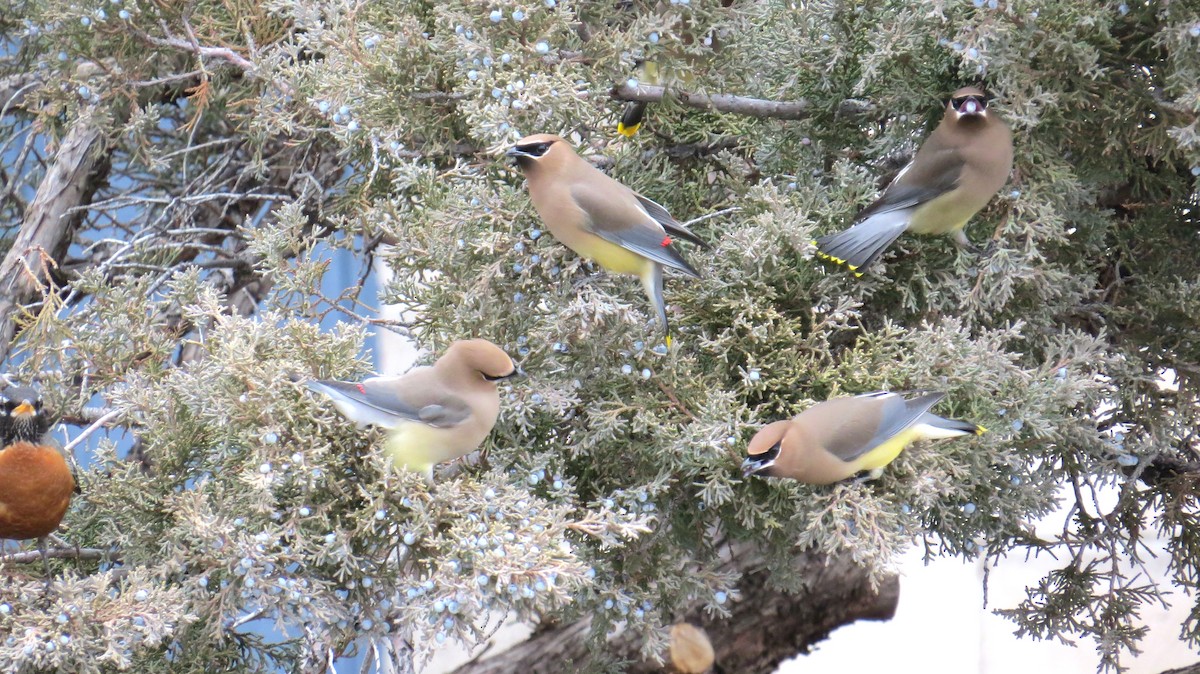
left=450, top=547, right=899, bottom=674
left=0, top=109, right=107, bottom=362
left=1161, top=664, right=1200, bottom=674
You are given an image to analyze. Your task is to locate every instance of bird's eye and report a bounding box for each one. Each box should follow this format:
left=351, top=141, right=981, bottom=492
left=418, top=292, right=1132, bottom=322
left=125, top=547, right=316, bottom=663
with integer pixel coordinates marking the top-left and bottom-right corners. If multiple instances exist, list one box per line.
left=536, top=143, right=551, bottom=154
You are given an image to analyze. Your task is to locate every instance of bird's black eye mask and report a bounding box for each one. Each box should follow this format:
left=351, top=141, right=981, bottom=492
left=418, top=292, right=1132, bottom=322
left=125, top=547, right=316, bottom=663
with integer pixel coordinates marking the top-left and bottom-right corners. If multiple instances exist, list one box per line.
left=511, top=141, right=555, bottom=158
left=483, top=368, right=521, bottom=382
left=951, top=94, right=990, bottom=114
left=756, top=440, right=782, bottom=464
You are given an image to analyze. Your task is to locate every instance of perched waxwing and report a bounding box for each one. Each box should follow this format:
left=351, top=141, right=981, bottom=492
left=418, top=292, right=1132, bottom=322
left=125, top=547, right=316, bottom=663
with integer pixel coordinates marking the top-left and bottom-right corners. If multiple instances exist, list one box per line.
left=0, top=385, right=77, bottom=576
left=305, top=339, right=519, bottom=483
left=617, top=60, right=656, bottom=138
left=741, top=391, right=984, bottom=485
left=815, top=86, right=1014, bottom=275
left=616, top=15, right=726, bottom=138
left=506, top=134, right=708, bottom=343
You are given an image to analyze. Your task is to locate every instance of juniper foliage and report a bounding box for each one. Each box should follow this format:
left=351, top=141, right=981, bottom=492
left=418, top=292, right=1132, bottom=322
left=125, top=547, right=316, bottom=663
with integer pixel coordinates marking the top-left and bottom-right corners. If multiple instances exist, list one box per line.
left=0, top=0, right=1198, bottom=672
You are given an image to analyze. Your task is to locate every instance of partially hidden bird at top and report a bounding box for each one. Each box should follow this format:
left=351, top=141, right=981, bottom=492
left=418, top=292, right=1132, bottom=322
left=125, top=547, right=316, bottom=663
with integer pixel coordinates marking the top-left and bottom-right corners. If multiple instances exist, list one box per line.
left=303, top=339, right=519, bottom=484
left=814, top=86, right=1014, bottom=276
left=741, top=391, right=984, bottom=485
left=507, top=133, right=709, bottom=344
left=617, top=59, right=657, bottom=138
left=0, top=384, right=77, bottom=575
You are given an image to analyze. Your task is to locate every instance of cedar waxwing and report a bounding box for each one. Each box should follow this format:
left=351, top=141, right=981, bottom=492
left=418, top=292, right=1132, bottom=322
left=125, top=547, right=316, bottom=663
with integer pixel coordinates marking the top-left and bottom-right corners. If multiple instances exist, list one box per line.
left=617, top=60, right=655, bottom=138
left=669, top=622, right=715, bottom=674
left=304, top=339, right=518, bottom=483
left=740, top=391, right=984, bottom=485
left=0, top=385, right=77, bottom=576
left=815, top=86, right=1014, bottom=276
left=506, top=134, right=708, bottom=342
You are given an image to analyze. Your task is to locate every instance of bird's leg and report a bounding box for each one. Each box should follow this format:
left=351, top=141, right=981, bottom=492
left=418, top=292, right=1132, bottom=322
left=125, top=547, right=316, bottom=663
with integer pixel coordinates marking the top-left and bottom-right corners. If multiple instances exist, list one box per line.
left=951, top=229, right=982, bottom=255
left=570, top=272, right=600, bottom=293
left=37, top=536, right=52, bottom=590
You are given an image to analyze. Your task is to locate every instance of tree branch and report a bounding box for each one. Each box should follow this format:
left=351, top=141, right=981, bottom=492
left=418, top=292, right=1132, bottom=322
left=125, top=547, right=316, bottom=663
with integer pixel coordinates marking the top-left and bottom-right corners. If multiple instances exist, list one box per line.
left=1, top=547, right=118, bottom=564
left=612, top=83, right=876, bottom=121
left=134, top=26, right=256, bottom=74
left=0, top=108, right=107, bottom=363
left=1160, top=663, right=1200, bottom=674
left=449, top=547, right=898, bottom=674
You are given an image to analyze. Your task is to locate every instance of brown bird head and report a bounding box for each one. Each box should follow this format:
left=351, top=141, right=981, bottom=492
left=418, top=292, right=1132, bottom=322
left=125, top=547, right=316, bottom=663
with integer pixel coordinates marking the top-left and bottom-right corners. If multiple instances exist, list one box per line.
left=946, top=86, right=992, bottom=122
left=741, top=420, right=791, bottom=477
left=438, top=339, right=520, bottom=384
left=505, top=133, right=572, bottom=174
left=3, top=385, right=47, bottom=443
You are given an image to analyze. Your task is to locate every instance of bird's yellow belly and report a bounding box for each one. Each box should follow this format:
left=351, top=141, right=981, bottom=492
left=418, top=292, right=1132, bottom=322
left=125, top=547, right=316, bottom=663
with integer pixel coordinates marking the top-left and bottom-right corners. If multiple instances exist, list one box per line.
left=908, top=190, right=985, bottom=235
left=572, top=234, right=650, bottom=276
left=384, top=422, right=465, bottom=474
left=852, top=428, right=919, bottom=472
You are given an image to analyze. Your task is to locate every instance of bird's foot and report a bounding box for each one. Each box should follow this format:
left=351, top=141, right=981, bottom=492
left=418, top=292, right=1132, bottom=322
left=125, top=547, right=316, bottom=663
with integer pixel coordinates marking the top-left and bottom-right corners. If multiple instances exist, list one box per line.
left=852, top=468, right=885, bottom=484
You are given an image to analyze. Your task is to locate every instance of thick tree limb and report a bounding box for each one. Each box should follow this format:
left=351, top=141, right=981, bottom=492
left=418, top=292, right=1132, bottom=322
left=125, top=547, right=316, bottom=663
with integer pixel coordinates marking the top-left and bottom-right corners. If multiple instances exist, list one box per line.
left=450, top=547, right=898, bottom=674
left=1161, top=664, right=1200, bottom=674
left=0, top=109, right=107, bottom=362
left=612, top=83, right=876, bottom=121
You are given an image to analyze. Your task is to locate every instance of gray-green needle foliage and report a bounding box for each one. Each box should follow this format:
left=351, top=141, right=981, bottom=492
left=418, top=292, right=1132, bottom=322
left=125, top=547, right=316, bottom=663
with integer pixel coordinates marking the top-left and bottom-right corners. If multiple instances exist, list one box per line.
left=0, top=0, right=1197, bottom=672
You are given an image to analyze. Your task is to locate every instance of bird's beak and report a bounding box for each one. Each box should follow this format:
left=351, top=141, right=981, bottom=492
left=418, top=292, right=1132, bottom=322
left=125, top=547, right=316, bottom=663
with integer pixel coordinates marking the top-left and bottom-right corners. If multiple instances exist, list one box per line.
left=741, top=456, right=772, bottom=477
left=12, top=401, right=36, bottom=417
left=505, top=147, right=533, bottom=161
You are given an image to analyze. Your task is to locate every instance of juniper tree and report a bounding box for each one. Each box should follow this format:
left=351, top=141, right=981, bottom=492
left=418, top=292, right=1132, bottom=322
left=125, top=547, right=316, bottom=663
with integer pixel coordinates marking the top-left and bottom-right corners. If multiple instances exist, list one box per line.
left=0, top=1, right=1198, bottom=673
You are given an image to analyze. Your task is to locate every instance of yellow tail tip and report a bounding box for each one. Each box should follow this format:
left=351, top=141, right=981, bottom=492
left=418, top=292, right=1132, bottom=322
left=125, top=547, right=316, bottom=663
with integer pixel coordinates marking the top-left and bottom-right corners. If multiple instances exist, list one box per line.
left=975, top=425, right=987, bottom=435
left=814, top=248, right=866, bottom=278
left=617, top=122, right=640, bottom=137
left=665, top=334, right=674, bottom=349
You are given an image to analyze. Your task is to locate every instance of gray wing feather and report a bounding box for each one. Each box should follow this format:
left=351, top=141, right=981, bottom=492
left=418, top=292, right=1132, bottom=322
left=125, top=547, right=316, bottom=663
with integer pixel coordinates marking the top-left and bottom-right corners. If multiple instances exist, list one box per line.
left=571, top=184, right=702, bottom=277
left=592, top=224, right=701, bottom=277
left=633, top=194, right=710, bottom=249
left=306, top=378, right=471, bottom=429
left=828, top=391, right=946, bottom=462
left=858, top=391, right=946, bottom=454
left=856, top=148, right=965, bottom=220
left=416, top=403, right=472, bottom=427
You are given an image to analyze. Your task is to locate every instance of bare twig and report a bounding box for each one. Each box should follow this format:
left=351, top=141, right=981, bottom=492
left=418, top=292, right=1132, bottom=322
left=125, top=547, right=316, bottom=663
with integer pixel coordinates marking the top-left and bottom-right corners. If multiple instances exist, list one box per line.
left=129, top=24, right=255, bottom=74
left=612, top=82, right=875, bottom=121
left=682, top=206, right=741, bottom=229
left=1, top=546, right=117, bottom=564
left=63, top=408, right=122, bottom=453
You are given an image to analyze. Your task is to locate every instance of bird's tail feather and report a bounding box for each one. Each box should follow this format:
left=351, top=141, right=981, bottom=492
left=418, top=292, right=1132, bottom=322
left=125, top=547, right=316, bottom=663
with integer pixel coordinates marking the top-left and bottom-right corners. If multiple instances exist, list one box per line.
left=618, top=101, right=647, bottom=137
left=640, top=263, right=669, bottom=340
left=916, top=413, right=985, bottom=438
left=814, top=208, right=911, bottom=275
